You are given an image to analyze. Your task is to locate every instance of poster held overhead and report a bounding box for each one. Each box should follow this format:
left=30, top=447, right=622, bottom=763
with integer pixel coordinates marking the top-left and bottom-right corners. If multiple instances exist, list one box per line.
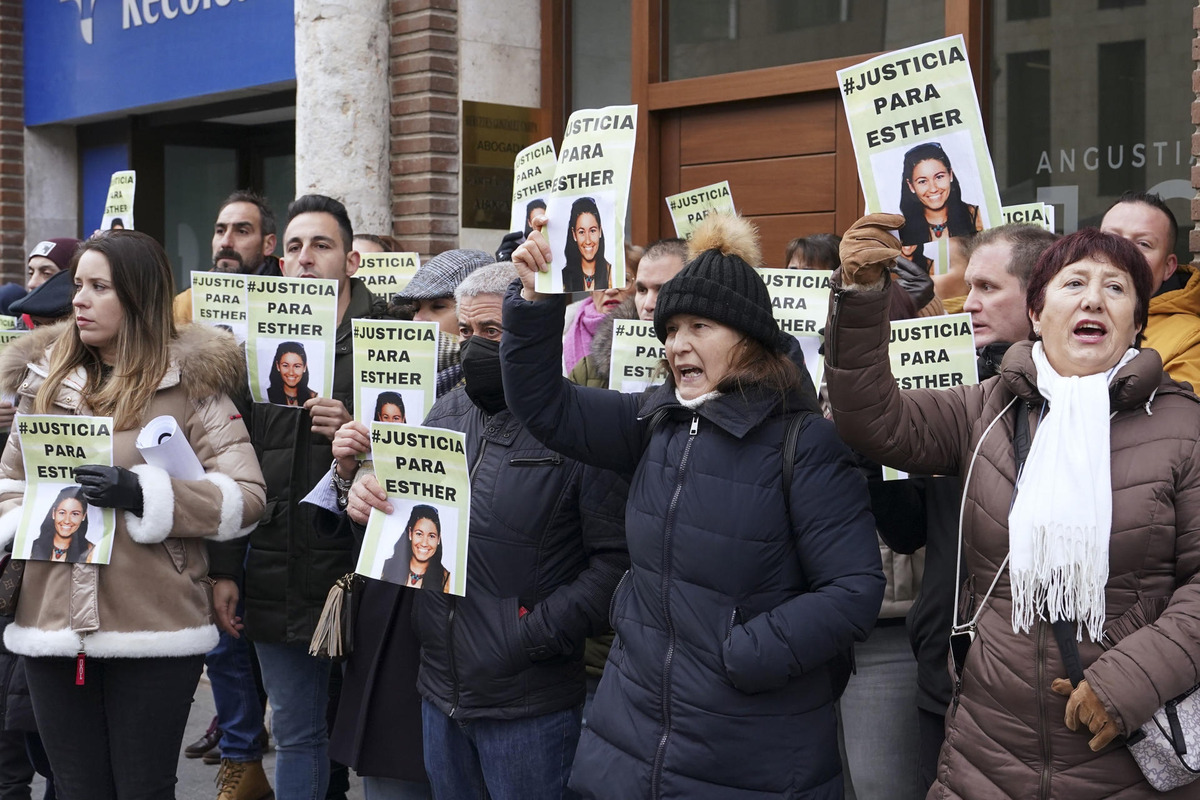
left=536, top=105, right=638, bottom=294
left=837, top=36, right=1001, bottom=276
left=1003, top=202, right=1055, bottom=232
left=511, top=138, right=557, bottom=235
left=14, top=414, right=116, bottom=564
left=666, top=181, right=735, bottom=240
left=100, top=171, right=136, bottom=231
left=757, top=268, right=833, bottom=389
left=246, top=276, right=339, bottom=405
left=355, top=423, right=471, bottom=597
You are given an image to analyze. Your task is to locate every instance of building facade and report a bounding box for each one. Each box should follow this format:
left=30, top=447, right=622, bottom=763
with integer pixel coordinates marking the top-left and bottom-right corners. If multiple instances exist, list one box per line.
left=5, top=0, right=1198, bottom=285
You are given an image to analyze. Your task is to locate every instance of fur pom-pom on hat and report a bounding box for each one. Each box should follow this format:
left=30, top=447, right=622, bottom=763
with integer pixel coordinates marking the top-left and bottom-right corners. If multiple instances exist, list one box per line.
left=654, top=214, right=781, bottom=350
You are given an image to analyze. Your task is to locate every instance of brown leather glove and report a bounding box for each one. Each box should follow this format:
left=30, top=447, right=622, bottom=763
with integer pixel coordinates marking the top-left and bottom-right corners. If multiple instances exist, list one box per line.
left=1051, top=678, right=1119, bottom=751
left=839, top=213, right=905, bottom=288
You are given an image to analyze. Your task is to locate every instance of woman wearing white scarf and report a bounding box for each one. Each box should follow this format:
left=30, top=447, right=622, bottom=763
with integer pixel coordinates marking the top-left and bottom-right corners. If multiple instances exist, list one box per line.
left=826, top=220, right=1200, bottom=799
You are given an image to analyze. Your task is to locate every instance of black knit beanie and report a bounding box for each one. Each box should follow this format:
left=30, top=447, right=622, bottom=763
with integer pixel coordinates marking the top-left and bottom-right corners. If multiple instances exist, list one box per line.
left=653, top=216, right=781, bottom=350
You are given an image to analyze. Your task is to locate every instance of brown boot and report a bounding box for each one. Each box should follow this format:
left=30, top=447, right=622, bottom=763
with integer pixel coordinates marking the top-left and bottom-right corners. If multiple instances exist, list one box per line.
left=215, top=758, right=274, bottom=800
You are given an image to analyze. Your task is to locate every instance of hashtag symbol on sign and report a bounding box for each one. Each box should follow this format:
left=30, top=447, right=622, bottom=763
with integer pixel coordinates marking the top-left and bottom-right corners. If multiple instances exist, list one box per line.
left=17, top=422, right=26, bottom=435
left=371, top=427, right=380, bottom=443
left=842, top=76, right=854, bottom=95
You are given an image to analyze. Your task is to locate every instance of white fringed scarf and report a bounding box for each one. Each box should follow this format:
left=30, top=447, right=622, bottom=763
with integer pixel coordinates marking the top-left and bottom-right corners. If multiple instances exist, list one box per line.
left=1007, top=342, right=1137, bottom=641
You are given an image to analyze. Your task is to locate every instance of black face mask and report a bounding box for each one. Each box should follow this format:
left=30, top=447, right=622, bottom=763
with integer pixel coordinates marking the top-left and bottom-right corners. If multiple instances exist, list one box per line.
left=461, top=335, right=507, bottom=414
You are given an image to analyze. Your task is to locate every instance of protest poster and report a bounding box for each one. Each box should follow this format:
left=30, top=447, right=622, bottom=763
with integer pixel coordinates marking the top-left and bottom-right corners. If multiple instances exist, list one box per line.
left=0, top=331, right=27, bottom=348
left=537, top=104, right=638, bottom=294
left=0, top=317, right=16, bottom=331
left=511, top=138, right=557, bottom=235
left=100, top=170, right=136, bottom=231
left=191, top=272, right=249, bottom=343
left=246, top=276, right=338, bottom=405
left=1003, top=202, right=1055, bottom=232
left=665, top=181, right=735, bottom=240
left=838, top=36, right=1001, bottom=277
left=882, top=312, right=978, bottom=480
left=14, top=414, right=116, bottom=564
left=352, top=320, right=439, bottom=429
left=355, top=423, right=470, bottom=597
left=608, top=320, right=665, bottom=393
left=357, top=252, right=420, bottom=302
left=758, top=268, right=832, bottom=388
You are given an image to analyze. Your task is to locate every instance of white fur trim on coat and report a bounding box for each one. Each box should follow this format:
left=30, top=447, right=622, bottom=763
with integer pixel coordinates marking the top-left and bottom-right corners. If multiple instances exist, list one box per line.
left=0, top=505, right=21, bottom=549
left=3, top=623, right=218, bottom=658
left=123, top=464, right=174, bottom=544
left=0, top=478, right=26, bottom=499
left=202, top=472, right=253, bottom=541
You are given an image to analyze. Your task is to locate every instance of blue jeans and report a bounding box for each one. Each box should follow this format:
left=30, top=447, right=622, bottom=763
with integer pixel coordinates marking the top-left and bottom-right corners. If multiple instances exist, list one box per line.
left=838, top=621, right=922, bottom=800
left=207, top=591, right=264, bottom=762
left=255, top=642, right=332, bottom=800
left=421, top=701, right=581, bottom=800
left=363, top=776, right=432, bottom=800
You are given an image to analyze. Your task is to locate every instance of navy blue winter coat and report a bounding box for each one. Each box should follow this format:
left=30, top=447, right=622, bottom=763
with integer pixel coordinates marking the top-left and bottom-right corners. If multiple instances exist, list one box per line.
left=501, top=285, right=885, bottom=799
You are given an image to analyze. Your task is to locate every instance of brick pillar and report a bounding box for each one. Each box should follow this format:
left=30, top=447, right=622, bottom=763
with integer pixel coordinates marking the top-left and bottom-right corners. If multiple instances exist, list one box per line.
left=0, top=0, right=23, bottom=282
left=391, top=1, right=460, bottom=259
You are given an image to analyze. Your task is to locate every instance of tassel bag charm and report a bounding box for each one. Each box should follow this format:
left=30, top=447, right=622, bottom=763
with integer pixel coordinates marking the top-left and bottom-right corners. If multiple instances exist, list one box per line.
left=309, top=573, right=359, bottom=661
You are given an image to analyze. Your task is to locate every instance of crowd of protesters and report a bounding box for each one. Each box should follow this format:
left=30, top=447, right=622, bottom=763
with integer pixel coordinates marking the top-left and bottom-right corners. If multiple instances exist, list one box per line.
left=0, top=183, right=1190, bottom=800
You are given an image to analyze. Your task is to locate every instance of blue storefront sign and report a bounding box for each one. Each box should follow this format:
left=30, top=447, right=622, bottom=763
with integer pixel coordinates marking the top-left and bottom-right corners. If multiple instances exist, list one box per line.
left=25, top=1, right=295, bottom=126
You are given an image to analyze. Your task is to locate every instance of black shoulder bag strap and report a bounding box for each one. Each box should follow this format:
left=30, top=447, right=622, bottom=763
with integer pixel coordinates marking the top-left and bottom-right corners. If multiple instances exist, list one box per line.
left=1014, top=400, right=1086, bottom=687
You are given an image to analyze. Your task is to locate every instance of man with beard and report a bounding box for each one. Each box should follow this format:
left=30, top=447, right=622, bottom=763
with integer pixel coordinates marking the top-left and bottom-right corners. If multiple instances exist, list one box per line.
left=179, top=188, right=282, bottom=800
left=173, top=190, right=281, bottom=324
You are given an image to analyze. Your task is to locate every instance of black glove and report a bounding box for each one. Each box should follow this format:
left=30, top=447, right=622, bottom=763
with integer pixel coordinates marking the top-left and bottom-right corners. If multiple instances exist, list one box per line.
left=74, top=465, right=144, bottom=516
left=495, top=230, right=525, bottom=263
left=891, top=255, right=935, bottom=310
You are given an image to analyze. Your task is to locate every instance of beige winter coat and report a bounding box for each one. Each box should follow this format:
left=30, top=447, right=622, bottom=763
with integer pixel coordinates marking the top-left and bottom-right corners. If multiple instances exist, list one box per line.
left=0, top=323, right=265, bottom=659
left=825, top=278, right=1200, bottom=799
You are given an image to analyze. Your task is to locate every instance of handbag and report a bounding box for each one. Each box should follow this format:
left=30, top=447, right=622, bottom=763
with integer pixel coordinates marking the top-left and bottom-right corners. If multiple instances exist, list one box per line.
left=0, top=553, right=25, bottom=618
left=1052, top=620, right=1200, bottom=792
left=308, top=572, right=361, bottom=661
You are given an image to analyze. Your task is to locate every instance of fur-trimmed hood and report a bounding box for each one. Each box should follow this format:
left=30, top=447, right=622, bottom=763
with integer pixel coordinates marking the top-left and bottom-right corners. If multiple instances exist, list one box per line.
left=0, top=321, right=247, bottom=401
left=586, top=297, right=639, bottom=381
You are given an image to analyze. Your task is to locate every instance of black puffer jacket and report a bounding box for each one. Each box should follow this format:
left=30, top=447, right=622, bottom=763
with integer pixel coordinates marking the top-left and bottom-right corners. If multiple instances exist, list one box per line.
left=414, top=387, right=629, bottom=719
left=209, top=279, right=378, bottom=644
left=501, top=286, right=885, bottom=799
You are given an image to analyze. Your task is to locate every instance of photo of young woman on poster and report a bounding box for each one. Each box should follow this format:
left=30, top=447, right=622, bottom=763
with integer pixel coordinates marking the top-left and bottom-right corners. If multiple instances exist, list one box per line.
left=897, top=141, right=984, bottom=262
left=561, top=196, right=613, bottom=292
left=373, top=391, right=407, bottom=423
left=266, top=341, right=319, bottom=407
left=29, top=485, right=93, bottom=563
left=380, top=503, right=450, bottom=592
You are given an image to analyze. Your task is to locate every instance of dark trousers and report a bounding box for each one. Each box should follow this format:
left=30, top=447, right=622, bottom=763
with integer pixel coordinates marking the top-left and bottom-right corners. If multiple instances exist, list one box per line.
left=24, top=655, right=203, bottom=800
left=918, top=706, right=947, bottom=792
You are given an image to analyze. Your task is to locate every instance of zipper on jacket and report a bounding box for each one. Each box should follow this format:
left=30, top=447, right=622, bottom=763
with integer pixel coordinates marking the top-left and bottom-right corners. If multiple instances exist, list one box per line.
left=75, top=635, right=86, bottom=686
left=446, top=596, right=460, bottom=717
left=1036, top=619, right=1052, bottom=800
left=726, top=607, right=742, bottom=639
left=826, top=288, right=845, bottom=368
left=609, top=569, right=629, bottom=627
left=509, top=455, right=563, bottom=467
left=469, top=440, right=489, bottom=483
left=650, top=412, right=699, bottom=800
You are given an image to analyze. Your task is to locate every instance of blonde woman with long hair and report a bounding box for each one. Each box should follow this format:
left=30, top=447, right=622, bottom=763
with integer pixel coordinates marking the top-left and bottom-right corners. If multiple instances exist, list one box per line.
left=0, top=230, right=265, bottom=800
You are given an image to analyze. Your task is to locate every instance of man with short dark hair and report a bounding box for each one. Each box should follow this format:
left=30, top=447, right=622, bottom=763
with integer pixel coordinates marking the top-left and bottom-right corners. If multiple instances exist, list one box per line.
left=209, top=195, right=379, bottom=800
left=1101, top=191, right=1200, bottom=387
left=632, top=238, right=687, bottom=321
left=174, top=190, right=282, bottom=324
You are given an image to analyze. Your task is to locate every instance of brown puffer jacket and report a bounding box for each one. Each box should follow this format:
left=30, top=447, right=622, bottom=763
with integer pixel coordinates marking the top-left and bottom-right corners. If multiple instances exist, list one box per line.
left=825, top=278, right=1200, bottom=799
left=0, top=323, right=266, bottom=659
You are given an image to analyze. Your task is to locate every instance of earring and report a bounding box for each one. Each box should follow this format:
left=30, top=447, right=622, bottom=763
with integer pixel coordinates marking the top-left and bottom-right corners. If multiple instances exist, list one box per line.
left=1033, top=324, right=1041, bottom=336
